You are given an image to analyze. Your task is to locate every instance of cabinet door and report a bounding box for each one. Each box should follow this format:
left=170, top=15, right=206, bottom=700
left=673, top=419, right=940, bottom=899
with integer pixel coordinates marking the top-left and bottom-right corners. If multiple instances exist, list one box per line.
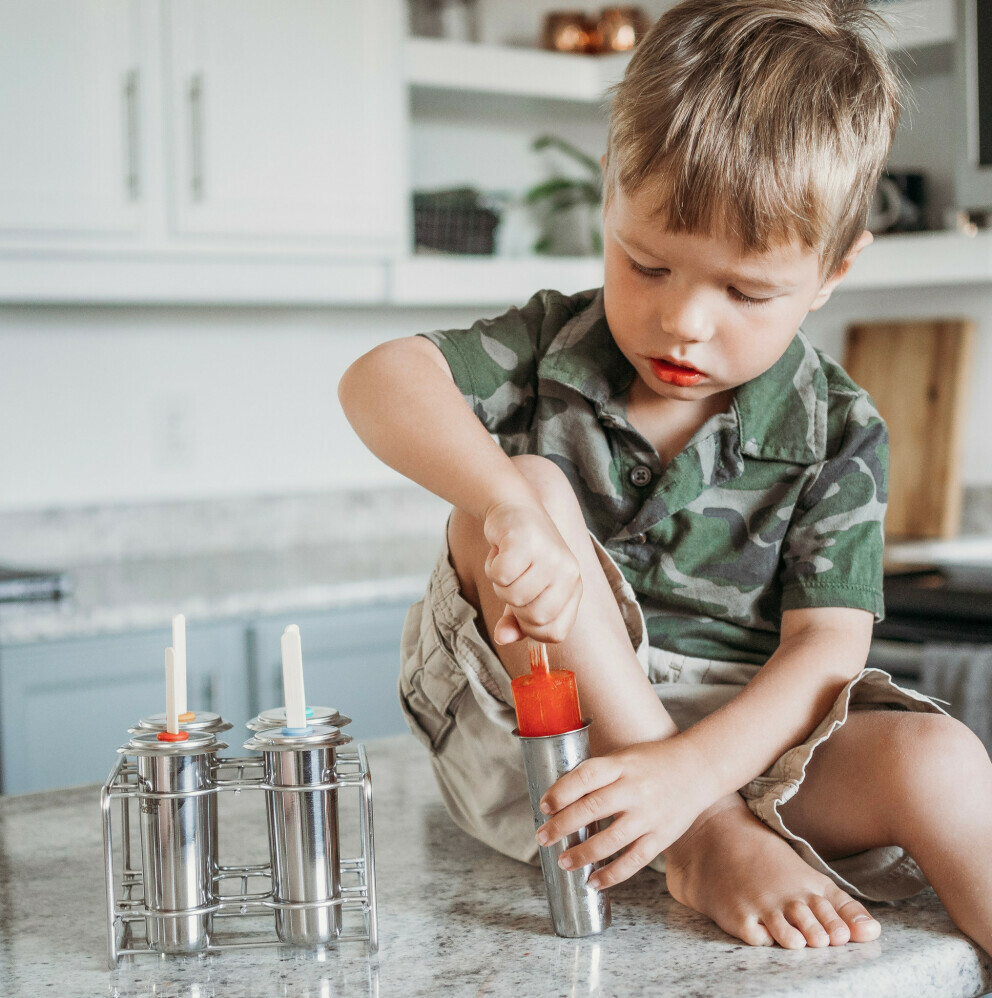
left=165, top=0, right=407, bottom=253
left=0, top=621, right=248, bottom=795
left=0, top=0, right=145, bottom=235
left=251, top=602, right=411, bottom=741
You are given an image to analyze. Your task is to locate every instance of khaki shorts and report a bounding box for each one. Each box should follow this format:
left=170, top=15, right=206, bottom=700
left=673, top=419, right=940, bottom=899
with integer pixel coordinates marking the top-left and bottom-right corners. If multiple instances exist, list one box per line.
left=398, top=534, right=945, bottom=903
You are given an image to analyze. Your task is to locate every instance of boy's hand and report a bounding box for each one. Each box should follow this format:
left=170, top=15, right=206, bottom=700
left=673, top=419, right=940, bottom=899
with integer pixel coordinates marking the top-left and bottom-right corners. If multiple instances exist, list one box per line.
left=482, top=500, right=582, bottom=645
left=535, top=736, right=718, bottom=889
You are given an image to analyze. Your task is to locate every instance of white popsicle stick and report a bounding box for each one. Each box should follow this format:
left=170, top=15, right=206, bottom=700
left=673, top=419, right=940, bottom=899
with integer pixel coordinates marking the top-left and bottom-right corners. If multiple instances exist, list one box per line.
left=172, top=613, right=187, bottom=716
left=281, top=625, right=307, bottom=729
left=165, top=646, right=179, bottom=735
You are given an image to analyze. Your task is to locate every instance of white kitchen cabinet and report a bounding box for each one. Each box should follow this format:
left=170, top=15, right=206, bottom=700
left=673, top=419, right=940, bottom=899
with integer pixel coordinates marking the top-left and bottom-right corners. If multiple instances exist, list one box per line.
left=0, top=0, right=146, bottom=237
left=0, top=621, right=249, bottom=795
left=164, top=0, right=407, bottom=254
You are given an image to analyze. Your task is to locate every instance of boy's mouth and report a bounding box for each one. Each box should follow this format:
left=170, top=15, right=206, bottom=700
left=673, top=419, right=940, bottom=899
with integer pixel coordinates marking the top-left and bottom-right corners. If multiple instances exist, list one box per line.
left=649, top=357, right=705, bottom=387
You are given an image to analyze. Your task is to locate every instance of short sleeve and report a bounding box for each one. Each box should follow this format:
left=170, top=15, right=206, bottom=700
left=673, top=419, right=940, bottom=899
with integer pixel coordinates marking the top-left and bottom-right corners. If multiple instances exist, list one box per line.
left=417, top=291, right=551, bottom=439
left=779, top=392, right=888, bottom=620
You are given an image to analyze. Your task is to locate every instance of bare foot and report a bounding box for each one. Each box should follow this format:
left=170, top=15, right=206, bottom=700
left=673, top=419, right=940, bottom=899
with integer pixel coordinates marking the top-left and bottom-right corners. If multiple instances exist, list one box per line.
left=664, top=796, right=882, bottom=948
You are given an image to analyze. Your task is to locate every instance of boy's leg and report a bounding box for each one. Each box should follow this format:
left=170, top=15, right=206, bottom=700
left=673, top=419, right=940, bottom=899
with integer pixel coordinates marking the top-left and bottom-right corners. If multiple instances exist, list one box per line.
left=448, top=454, right=880, bottom=948
left=774, top=709, right=992, bottom=955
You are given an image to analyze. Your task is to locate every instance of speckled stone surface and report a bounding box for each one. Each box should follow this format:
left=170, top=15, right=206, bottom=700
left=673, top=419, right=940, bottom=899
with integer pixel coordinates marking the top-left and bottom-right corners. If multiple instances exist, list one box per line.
left=0, top=535, right=442, bottom=644
left=1, top=735, right=989, bottom=998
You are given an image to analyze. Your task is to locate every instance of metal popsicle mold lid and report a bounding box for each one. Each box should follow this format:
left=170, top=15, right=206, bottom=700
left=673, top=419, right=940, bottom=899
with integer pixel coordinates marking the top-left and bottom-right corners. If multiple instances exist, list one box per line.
left=123, top=730, right=227, bottom=757
left=242, top=723, right=353, bottom=753
left=246, top=705, right=352, bottom=732
left=133, top=710, right=233, bottom=734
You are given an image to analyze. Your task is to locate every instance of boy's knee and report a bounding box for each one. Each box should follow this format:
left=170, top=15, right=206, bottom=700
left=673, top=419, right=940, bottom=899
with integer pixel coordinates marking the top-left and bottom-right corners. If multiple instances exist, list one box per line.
left=508, top=455, right=584, bottom=529
left=885, top=712, right=990, bottom=810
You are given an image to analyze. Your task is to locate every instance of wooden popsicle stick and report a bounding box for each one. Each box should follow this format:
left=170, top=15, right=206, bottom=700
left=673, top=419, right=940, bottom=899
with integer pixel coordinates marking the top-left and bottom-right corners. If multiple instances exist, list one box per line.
left=281, top=625, right=307, bottom=729
left=172, top=614, right=187, bottom=716
left=528, top=640, right=550, bottom=675
left=165, top=647, right=179, bottom=735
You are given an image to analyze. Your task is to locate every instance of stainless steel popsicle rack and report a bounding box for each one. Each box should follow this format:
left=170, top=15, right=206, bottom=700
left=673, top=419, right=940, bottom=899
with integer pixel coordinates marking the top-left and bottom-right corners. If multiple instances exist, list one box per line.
left=101, top=716, right=378, bottom=968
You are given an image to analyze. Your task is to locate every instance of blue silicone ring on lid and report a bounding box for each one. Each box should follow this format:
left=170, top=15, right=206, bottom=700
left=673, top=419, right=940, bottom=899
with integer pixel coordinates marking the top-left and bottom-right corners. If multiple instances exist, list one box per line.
left=281, top=725, right=313, bottom=736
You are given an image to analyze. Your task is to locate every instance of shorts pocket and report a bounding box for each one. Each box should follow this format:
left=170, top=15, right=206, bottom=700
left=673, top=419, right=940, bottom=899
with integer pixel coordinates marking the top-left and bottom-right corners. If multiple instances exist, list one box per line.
left=398, top=639, right=469, bottom=754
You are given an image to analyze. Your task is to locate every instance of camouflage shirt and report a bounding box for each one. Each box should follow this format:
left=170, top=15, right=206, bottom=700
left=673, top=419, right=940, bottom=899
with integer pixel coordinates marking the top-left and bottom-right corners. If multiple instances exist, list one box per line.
left=421, top=287, right=887, bottom=664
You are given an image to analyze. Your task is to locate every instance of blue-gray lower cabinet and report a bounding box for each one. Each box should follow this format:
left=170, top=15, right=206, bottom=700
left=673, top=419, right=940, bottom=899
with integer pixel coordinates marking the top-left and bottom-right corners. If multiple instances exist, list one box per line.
left=0, top=621, right=249, bottom=795
left=249, top=601, right=413, bottom=742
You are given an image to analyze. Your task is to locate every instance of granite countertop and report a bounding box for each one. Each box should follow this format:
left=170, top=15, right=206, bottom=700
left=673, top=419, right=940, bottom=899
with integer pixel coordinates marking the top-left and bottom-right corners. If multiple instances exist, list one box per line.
left=0, top=535, right=442, bottom=645
left=2, top=734, right=989, bottom=998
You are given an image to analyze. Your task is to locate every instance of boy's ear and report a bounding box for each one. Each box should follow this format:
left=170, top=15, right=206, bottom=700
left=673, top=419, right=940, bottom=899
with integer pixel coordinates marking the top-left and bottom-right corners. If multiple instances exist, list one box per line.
left=808, top=230, right=873, bottom=311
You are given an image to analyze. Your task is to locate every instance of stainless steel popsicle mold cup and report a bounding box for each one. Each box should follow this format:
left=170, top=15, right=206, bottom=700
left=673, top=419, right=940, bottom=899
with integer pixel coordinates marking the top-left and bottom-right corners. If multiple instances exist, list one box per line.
left=126, top=729, right=226, bottom=955
left=243, top=723, right=353, bottom=947
left=515, top=721, right=612, bottom=937
left=131, top=711, right=233, bottom=873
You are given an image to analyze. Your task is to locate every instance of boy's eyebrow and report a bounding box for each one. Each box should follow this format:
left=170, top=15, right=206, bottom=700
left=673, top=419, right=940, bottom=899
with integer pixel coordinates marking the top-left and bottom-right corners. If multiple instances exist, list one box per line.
left=719, top=271, right=797, bottom=294
left=618, top=231, right=798, bottom=293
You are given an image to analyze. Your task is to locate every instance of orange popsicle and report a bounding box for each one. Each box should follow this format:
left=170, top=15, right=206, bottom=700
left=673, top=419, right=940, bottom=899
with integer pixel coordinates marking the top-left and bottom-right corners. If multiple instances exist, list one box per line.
left=511, top=642, right=583, bottom=737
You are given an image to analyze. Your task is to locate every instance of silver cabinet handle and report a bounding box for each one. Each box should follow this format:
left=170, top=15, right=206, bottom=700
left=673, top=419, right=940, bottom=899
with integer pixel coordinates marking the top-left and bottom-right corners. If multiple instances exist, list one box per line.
left=123, top=68, right=140, bottom=201
left=188, top=73, right=204, bottom=201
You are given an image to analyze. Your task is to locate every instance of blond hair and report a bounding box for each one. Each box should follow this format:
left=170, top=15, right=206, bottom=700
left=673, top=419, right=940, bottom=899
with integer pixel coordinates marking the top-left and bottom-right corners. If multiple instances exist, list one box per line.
left=604, top=0, right=901, bottom=277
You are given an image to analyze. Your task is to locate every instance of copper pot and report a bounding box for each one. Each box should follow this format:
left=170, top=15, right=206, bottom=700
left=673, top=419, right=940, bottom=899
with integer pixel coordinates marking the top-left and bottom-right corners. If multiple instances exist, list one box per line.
left=541, top=11, right=599, bottom=54
left=596, top=7, right=649, bottom=52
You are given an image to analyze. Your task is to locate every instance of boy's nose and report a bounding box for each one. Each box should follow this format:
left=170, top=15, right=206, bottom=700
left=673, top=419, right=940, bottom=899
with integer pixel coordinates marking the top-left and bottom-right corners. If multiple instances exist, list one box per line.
left=660, top=291, right=715, bottom=343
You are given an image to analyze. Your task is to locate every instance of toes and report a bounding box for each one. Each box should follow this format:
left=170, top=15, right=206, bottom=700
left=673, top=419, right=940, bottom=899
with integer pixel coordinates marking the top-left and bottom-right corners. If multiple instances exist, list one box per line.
left=836, top=898, right=882, bottom=943
left=762, top=911, right=809, bottom=949
left=782, top=902, right=831, bottom=948
left=808, top=896, right=851, bottom=946
left=737, top=917, right=775, bottom=947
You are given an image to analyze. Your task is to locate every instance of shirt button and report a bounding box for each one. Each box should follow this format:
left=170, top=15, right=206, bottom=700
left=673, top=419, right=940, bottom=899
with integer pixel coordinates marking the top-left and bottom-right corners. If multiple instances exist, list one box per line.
left=631, top=533, right=647, bottom=544
left=629, top=465, right=652, bottom=487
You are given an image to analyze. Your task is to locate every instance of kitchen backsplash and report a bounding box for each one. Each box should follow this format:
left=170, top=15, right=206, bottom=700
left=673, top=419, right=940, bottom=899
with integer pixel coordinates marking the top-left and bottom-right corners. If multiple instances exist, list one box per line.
left=0, top=487, right=450, bottom=568
left=2, top=485, right=992, bottom=569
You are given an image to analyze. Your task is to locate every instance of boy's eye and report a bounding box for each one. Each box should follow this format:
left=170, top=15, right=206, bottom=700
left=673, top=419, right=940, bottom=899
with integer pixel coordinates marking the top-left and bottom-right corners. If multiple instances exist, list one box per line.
left=729, top=287, right=770, bottom=307
left=628, top=258, right=667, bottom=278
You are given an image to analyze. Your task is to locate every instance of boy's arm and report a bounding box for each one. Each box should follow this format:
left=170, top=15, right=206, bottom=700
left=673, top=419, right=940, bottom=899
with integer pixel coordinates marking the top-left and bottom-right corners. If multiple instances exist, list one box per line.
left=338, top=335, right=581, bottom=643
left=538, top=605, right=873, bottom=885
left=339, top=336, right=532, bottom=519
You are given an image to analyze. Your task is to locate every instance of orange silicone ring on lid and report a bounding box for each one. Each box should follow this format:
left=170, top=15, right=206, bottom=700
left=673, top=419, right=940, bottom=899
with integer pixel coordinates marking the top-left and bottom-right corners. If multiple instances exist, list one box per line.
left=157, top=730, right=190, bottom=742
left=511, top=643, right=583, bottom=737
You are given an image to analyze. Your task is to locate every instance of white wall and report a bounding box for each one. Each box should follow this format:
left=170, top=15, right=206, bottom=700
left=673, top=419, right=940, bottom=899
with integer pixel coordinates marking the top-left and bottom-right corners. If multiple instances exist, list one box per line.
left=0, top=305, right=483, bottom=510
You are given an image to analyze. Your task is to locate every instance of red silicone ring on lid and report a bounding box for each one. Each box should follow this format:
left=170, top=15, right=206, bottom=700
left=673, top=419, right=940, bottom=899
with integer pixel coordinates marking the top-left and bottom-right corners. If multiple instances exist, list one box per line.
left=157, top=730, right=190, bottom=742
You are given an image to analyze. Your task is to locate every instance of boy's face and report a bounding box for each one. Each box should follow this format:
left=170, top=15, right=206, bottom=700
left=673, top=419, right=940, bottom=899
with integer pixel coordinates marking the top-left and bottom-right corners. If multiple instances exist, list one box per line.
left=602, top=184, right=867, bottom=407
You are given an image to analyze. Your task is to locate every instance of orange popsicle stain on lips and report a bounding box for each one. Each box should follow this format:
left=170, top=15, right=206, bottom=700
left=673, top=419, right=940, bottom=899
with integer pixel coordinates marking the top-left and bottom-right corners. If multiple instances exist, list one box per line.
left=511, top=642, right=583, bottom=737
left=649, top=357, right=705, bottom=387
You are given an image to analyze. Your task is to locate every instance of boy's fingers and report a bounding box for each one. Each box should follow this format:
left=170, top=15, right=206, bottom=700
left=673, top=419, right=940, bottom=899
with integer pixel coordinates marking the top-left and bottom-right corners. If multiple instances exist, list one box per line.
left=584, top=833, right=659, bottom=890
left=538, top=784, right=628, bottom=850
left=486, top=547, right=530, bottom=588
left=552, top=814, right=643, bottom=874
left=492, top=607, right=525, bottom=645
left=490, top=564, right=551, bottom=610
left=539, top=757, right=619, bottom=816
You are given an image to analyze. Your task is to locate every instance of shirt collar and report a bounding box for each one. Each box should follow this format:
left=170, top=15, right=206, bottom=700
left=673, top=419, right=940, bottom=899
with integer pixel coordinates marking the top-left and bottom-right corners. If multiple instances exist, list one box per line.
left=539, top=289, right=828, bottom=466
left=733, top=331, right=828, bottom=465
left=538, top=288, right=635, bottom=411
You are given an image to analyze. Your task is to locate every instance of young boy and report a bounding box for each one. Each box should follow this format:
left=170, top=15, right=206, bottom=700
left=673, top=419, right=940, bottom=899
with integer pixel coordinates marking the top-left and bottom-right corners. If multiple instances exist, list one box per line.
left=340, top=0, right=992, bottom=953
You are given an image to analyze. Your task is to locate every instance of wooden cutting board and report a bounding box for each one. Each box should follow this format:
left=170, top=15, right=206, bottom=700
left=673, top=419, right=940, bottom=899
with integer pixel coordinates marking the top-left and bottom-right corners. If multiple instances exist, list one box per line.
left=843, top=318, right=974, bottom=540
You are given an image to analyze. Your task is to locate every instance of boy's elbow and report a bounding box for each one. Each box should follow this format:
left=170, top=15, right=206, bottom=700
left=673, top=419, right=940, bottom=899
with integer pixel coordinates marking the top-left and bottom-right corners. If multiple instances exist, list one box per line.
left=338, top=341, right=394, bottom=415
left=339, top=336, right=450, bottom=411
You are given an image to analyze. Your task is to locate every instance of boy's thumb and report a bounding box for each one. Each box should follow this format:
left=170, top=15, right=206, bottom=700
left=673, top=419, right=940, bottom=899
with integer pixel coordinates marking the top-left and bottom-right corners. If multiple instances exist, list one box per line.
left=493, top=605, right=524, bottom=645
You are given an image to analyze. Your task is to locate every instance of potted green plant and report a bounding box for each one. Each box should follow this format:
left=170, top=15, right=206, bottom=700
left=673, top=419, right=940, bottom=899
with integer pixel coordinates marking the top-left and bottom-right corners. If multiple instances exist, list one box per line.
left=524, top=134, right=603, bottom=256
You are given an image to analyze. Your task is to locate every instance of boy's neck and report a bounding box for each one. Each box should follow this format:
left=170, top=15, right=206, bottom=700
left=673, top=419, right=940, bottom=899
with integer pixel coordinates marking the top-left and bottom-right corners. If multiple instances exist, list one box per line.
left=626, top=376, right=735, bottom=467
